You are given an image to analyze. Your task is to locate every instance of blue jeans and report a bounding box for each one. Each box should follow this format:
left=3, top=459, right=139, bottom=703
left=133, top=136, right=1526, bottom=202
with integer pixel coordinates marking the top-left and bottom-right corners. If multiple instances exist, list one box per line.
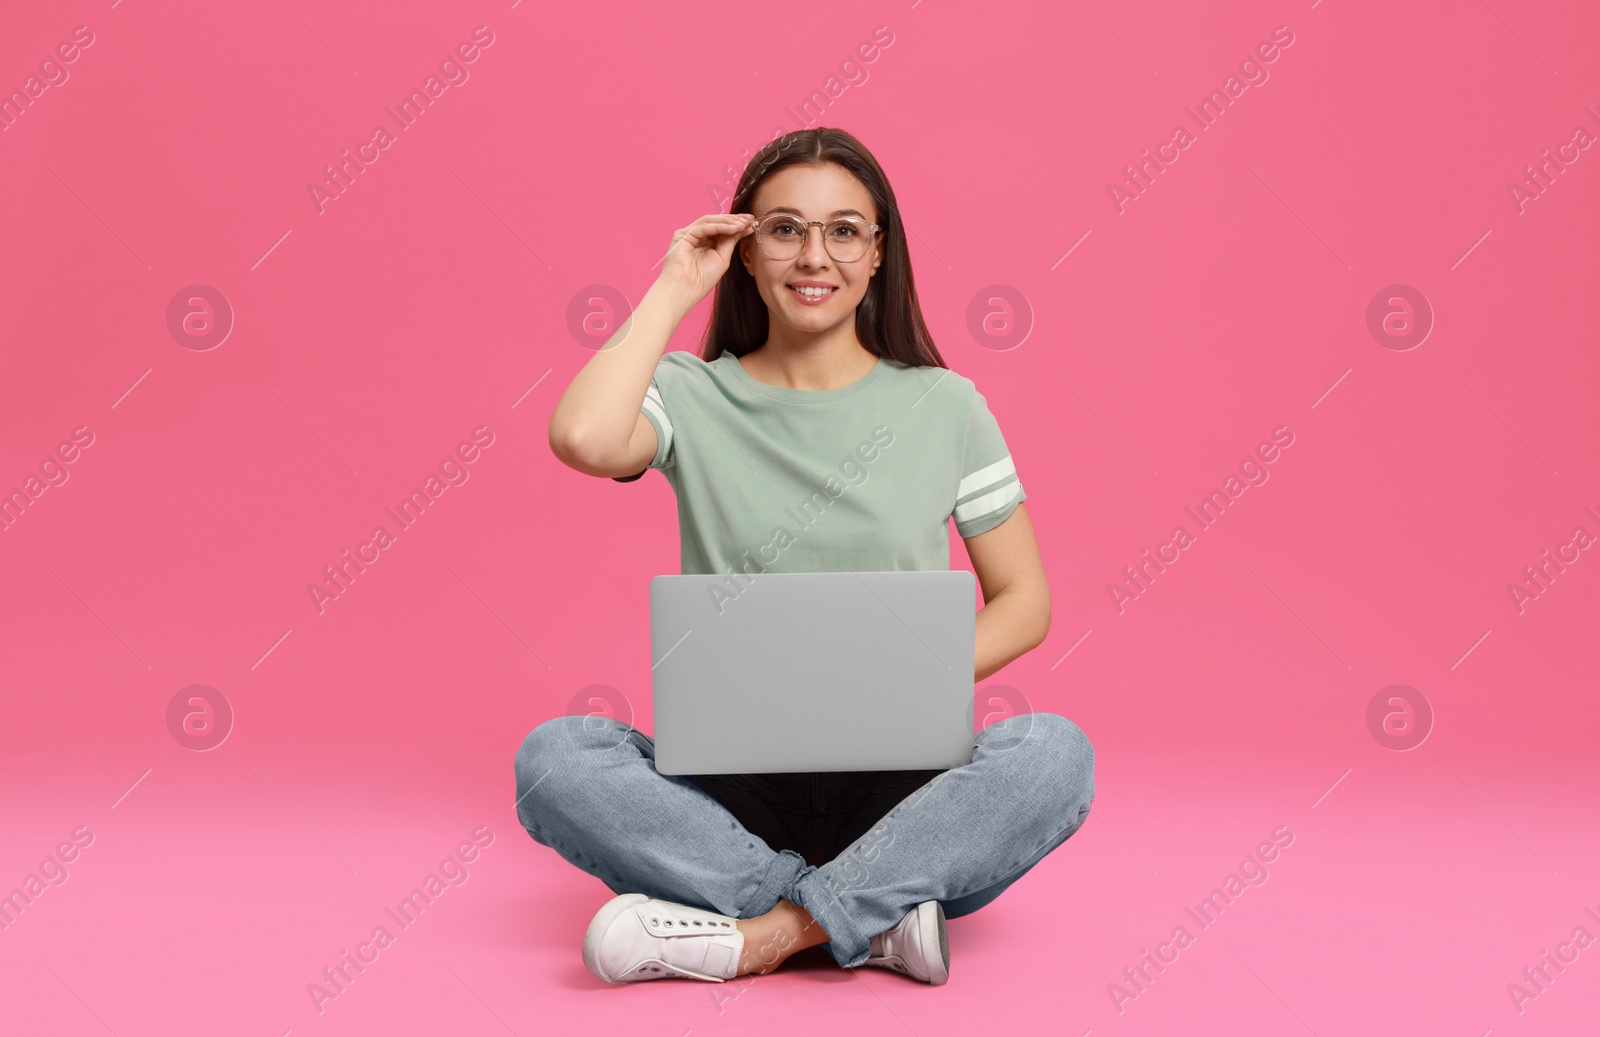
left=513, top=711, right=1095, bottom=968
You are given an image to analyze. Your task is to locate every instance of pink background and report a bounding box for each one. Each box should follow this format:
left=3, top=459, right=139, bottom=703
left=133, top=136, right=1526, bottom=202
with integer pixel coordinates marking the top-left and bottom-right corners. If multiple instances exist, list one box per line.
left=3, top=1, right=1597, bottom=1034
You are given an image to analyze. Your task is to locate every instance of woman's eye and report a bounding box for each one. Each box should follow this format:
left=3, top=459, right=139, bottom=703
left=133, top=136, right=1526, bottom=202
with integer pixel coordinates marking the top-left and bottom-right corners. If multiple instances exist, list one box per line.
left=831, top=225, right=859, bottom=238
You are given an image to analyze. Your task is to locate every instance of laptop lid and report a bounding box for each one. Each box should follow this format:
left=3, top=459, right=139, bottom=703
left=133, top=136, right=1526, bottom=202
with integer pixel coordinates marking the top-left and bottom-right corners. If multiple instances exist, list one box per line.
left=649, top=569, right=976, bottom=775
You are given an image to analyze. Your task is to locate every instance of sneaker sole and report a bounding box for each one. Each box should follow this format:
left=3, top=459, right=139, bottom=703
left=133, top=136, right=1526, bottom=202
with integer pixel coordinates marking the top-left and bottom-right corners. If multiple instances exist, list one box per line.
left=582, top=892, right=651, bottom=982
left=918, top=900, right=950, bottom=985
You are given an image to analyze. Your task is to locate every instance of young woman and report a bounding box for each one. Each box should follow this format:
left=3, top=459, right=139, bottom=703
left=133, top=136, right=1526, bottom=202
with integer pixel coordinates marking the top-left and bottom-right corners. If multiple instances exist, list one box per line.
left=517, top=127, right=1095, bottom=986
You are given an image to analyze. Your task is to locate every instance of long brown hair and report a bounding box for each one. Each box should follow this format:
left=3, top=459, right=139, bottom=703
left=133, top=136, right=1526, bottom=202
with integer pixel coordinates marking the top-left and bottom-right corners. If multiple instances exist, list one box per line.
left=700, top=127, right=948, bottom=370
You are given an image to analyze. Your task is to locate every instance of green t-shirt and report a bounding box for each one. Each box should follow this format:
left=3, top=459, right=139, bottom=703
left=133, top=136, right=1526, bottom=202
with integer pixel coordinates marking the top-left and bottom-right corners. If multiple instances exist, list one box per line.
left=614, top=350, right=1027, bottom=576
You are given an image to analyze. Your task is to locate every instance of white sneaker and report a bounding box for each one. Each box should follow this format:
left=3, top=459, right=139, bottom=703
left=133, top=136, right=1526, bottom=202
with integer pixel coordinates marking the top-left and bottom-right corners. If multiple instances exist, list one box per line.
left=864, top=900, right=950, bottom=984
left=582, top=892, right=746, bottom=983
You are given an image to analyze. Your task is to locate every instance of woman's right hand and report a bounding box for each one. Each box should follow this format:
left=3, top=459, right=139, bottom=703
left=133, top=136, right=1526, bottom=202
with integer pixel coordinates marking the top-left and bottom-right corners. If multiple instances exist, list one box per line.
left=655, top=213, right=757, bottom=306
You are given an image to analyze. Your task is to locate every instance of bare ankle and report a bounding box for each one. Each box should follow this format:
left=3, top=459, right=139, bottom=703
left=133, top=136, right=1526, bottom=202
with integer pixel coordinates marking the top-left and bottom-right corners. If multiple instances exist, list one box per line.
left=735, top=917, right=785, bottom=976
left=775, top=898, right=821, bottom=935
left=733, top=900, right=829, bottom=976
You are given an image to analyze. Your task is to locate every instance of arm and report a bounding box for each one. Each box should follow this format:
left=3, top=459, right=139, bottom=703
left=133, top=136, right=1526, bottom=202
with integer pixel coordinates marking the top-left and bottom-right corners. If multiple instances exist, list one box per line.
left=548, top=279, right=695, bottom=478
left=964, top=502, right=1050, bottom=682
left=549, top=212, right=756, bottom=477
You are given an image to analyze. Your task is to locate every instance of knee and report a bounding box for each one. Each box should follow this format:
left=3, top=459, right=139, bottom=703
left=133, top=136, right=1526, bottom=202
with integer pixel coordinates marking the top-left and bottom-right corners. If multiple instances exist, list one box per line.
left=513, top=714, right=631, bottom=818
left=1023, top=712, right=1096, bottom=805
left=513, top=719, right=564, bottom=826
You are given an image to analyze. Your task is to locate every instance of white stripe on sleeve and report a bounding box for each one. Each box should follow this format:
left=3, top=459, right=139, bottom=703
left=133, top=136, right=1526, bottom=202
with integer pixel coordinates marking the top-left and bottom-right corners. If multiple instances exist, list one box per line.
left=957, top=455, right=1016, bottom=500
left=954, top=480, right=1023, bottom=526
left=640, top=385, right=673, bottom=460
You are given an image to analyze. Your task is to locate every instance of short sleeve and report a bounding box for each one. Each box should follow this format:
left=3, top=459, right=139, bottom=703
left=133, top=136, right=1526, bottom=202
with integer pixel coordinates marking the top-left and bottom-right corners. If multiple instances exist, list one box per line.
left=611, top=367, right=676, bottom=482
left=953, top=387, right=1026, bottom=537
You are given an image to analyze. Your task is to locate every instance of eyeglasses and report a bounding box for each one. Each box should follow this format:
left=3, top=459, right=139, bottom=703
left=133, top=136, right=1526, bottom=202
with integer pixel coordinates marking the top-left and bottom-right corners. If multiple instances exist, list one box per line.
left=751, top=214, right=881, bottom=263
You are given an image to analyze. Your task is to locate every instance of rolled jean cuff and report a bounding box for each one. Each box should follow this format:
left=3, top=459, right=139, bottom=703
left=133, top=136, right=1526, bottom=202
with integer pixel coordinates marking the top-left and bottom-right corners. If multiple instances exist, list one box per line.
left=788, top=867, right=871, bottom=968
left=742, top=848, right=807, bottom=918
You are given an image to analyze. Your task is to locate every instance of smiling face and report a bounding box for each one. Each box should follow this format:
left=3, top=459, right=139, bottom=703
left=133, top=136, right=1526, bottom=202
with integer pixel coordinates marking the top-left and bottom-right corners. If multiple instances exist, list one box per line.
left=739, top=162, right=883, bottom=335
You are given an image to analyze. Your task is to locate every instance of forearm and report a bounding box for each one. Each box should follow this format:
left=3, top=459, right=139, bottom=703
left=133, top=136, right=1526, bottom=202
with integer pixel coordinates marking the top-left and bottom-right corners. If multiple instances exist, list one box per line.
left=973, top=585, right=1050, bottom=682
left=548, top=278, right=695, bottom=463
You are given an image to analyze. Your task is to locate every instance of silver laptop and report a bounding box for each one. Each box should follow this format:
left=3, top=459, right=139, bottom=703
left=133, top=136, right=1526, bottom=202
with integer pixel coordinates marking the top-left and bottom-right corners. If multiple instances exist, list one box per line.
left=649, top=569, right=977, bottom=775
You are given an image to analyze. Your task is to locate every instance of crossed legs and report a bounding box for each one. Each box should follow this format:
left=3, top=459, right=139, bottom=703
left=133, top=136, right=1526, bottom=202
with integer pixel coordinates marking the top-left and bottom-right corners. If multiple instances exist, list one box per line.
left=514, top=710, right=1094, bottom=971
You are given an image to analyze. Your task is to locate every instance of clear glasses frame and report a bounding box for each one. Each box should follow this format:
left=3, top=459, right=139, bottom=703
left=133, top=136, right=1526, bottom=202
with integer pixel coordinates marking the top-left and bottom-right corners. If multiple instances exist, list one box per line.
left=750, top=214, right=882, bottom=262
